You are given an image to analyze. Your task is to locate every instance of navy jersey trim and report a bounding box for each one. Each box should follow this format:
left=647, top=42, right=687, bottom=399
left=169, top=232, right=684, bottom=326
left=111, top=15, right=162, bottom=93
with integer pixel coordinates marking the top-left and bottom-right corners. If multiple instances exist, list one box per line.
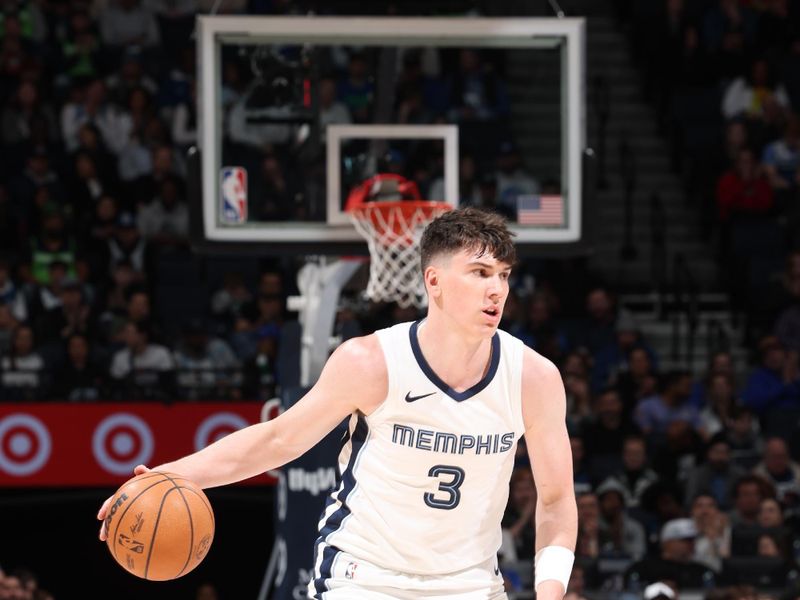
left=311, top=415, right=369, bottom=596
left=409, top=320, right=501, bottom=402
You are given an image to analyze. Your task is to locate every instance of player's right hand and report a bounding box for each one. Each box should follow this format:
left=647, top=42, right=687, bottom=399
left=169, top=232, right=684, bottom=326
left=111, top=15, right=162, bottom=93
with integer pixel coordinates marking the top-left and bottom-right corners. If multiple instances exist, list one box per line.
left=97, top=464, right=152, bottom=541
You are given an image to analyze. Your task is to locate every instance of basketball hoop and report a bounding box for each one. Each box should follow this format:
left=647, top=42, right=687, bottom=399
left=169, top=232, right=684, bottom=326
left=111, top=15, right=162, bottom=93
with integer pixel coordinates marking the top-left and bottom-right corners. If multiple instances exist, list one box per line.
left=347, top=200, right=451, bottom=308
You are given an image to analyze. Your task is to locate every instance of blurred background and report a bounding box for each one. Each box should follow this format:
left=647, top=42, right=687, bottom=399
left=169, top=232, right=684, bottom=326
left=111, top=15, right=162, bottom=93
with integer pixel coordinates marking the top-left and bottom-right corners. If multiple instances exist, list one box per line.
left=1, top=1, right=800, bottom=599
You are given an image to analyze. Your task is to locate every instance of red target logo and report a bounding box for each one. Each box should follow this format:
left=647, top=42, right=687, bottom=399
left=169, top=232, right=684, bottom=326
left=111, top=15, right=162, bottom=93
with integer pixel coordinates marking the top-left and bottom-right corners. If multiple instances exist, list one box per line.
left=194, top=412, right=249, bottom=451
left=92, top=413, right=154, bottom=475
left=0, top=413, right=52, bottom=476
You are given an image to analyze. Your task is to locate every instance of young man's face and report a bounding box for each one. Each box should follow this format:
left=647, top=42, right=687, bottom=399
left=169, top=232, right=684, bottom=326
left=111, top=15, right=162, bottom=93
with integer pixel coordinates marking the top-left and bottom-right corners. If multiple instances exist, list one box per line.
left=429, top=248, right=511, bottom=338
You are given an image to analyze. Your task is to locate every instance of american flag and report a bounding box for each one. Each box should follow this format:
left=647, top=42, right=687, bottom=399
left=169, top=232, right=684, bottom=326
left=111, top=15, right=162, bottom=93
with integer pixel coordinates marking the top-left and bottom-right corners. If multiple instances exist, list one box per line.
left=516, top=194, right=564, bottom=226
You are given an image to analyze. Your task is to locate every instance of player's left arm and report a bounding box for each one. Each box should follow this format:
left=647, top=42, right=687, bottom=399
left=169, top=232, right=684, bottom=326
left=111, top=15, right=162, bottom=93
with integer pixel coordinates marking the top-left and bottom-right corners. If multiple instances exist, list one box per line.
left=521, top=346, right=577, bottom=600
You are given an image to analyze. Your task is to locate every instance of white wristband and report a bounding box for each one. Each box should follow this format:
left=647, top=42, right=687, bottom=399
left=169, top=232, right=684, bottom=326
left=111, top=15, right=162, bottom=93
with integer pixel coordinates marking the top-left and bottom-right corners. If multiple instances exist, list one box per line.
left=534, top=545, right=575, bottom=592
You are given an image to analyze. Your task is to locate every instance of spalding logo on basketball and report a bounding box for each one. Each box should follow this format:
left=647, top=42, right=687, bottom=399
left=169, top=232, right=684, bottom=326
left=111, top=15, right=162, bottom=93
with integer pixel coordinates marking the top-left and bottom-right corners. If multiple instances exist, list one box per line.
left=104, top=471, right=215, bottom=581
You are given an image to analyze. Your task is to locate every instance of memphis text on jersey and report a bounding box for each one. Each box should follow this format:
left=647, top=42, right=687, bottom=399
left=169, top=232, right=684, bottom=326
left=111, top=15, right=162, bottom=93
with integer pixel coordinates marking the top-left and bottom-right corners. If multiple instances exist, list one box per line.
left=391, top=424, right=516, bottom=455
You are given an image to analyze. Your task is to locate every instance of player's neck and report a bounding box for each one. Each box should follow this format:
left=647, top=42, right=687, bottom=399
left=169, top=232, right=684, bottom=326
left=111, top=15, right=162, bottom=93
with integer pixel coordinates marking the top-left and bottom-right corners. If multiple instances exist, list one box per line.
left=416, top=316, right=493, bottom=392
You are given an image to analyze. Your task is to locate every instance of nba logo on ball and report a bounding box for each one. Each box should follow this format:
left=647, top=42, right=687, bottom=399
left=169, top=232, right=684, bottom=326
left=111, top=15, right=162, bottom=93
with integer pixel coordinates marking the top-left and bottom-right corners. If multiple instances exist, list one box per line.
left=220, top=166, right=248, bottom=224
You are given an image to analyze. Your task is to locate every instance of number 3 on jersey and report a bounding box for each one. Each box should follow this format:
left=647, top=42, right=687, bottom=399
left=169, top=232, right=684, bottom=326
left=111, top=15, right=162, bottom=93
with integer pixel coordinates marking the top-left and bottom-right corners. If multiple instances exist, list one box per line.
left=424, top=465, right=465, bottom=510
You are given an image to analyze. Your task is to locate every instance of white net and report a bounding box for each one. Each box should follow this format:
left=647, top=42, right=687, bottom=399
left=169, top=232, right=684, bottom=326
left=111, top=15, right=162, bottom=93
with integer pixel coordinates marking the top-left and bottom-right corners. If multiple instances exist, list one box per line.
left=348, top=201, right=451, bottom=308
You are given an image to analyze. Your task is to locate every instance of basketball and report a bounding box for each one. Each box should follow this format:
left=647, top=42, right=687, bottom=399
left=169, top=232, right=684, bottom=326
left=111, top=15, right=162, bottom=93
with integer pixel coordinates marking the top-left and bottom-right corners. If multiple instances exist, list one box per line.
left=104, top=471, right=215, bottom=581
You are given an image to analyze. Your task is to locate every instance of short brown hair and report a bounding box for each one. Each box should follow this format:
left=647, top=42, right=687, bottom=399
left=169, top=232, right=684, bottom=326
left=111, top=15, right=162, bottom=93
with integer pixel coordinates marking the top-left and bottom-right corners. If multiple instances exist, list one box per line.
left=419, top=207, right=516, bottom=273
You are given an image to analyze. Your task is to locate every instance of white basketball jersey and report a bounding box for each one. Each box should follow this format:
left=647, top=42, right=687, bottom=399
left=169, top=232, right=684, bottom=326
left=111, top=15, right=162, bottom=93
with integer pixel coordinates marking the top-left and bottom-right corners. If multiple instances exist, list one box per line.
left=312, top=320, right=526, bottom=580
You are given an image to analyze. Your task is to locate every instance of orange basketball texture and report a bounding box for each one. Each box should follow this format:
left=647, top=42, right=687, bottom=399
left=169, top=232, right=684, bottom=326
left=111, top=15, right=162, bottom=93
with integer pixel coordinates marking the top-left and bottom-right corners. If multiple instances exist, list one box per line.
left=104, top=471, right=215, bottom=581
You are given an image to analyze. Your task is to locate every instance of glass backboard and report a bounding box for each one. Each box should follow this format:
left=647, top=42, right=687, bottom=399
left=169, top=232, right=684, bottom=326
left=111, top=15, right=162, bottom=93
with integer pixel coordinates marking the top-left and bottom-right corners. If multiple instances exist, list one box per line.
left=195, top=16, right=586, bottom=250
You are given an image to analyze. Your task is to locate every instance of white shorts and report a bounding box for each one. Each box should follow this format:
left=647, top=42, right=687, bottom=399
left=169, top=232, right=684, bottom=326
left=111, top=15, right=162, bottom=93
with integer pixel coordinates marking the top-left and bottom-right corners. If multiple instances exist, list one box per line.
left=308, top=545, right=508, bottom=599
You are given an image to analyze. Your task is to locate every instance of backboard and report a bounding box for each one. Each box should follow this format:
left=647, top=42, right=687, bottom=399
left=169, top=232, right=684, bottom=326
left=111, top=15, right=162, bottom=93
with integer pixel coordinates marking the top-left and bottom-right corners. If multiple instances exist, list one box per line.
left=192, top=16, right=589, bottom=255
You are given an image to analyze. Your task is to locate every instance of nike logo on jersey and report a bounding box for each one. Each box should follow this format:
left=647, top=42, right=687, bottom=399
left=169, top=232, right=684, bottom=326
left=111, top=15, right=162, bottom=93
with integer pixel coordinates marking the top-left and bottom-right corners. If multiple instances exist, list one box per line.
left=405, top=391, right=436, bottom=403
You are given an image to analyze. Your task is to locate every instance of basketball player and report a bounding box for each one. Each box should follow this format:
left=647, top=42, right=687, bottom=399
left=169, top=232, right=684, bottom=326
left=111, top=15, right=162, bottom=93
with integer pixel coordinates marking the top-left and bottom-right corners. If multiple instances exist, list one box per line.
left=98, top=208, right=577, bottom=599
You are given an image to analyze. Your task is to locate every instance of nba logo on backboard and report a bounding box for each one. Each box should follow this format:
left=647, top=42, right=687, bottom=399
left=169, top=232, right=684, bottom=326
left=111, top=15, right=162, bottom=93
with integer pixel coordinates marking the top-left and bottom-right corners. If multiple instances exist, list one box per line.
left=220, top=166, right=248, bottom=224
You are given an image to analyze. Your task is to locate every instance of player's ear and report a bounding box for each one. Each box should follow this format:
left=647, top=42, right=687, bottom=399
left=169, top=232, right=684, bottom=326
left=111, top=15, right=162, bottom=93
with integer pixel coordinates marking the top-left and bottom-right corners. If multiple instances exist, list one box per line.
left=424, top=265, right=441, bottom=298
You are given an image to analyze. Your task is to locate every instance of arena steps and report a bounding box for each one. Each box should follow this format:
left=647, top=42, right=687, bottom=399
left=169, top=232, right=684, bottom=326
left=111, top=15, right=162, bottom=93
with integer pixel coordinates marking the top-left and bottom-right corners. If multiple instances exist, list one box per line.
left=619, top=292, right=750, bottom=377
left=517, top=8, right=723, bottom=294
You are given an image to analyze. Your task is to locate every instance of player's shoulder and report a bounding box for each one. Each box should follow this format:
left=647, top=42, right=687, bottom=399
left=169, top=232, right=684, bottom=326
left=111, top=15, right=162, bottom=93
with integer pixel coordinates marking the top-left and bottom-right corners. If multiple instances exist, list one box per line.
left=325, top=334, right=389, bottom=414
left=328, top=333, right=388, bottom=379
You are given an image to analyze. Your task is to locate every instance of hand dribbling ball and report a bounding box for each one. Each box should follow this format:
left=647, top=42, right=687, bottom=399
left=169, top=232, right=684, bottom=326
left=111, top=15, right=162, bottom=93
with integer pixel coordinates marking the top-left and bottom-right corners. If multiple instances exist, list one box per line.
left=104, top=471, right=215, bottom=581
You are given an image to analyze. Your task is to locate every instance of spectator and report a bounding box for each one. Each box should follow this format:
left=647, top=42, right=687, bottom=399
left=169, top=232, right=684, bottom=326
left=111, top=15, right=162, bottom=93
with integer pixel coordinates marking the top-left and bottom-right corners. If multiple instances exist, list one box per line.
left=210, top=271, right=253, bottom=331
left=26, top=260, right=71, bottom=325
left=73, top=122, right=116, bottom=183
left=719, top=405, right=763, bottom=470
left=0, top=324, right=46, bottom=400
left=337, top=52, right=374, bottom=123
left=494, top=141, right=539, bottom=220
left=775, top=285, right=800, bottom=353
left=522, top=292, right=569, bottom=362
left=35, top=275, right=95, bottom=346
left=70, top=150, right=116, bottom=223
left=0, top=302, right=18, bottom=356
left=581, top=389, right=641, bottom=481
left=428, top=154, right=483, bottom=207
left=697, top=373, right=739, bottom=439
left=650, top=420, right=704, bottom=484
left=99, top=0, right=160, bottom=49
left=564, top=370, right=592, bottom=431
left=109, top=320, right=174, bottom=395
left=757, top=497, right=785, bottom=531
left=116, top=87, right=158, bottom=183
left=108, top=210, right=150, bottom=280
left=625, top=518, right=715, bottom=589
left=52, top=333, right=106, bottom=401
left=57, top=7, right=102, bottom=84
left=615, top=346, right=659, bottom=419
left=10, top=146, right=62, bottom=225
left=105, top=46, right=158, bottom=106
left=635, top=371, right=702, bottom=437
left=174, top=318, right=240, bottom=400
left=578, top=287, right=634, bottom=357
left=729, top=475, right=771, bottom=528
left=60, top=78, right=132, bottom=154
left=0, top=259, right=27, bottom=322
left=703, top=0, right=758, bottom=55
left=715, top=148, right=773, bottom=222
left=23, top=206, right=78, bottom=286
left=250, top=153, right=301, bottom=221
left=595, top=478, right=647, bottom=560
left=100, top=256, right=135, bottom=311
left=500, top=467, right=536, bottom=561
left=318, top=75, right=351, bottom=141
left=575, top=492, right=600, bottom=560
left=170, top=79, right=197, bottom=149
left=741, top=335, right=800, bottom=417
left=129, top=144, right=182, bottom=205
left=570, top=434, right=593, bottom=495
left=753, top=437, right=800, bottom=506
left=242, top=322, right=279, bottom=401
left=256, top=269, right=284, bottom=298
left=687, top=350, right=735, bottom=409
left=1, top=80, right=58, bottom=147
left=612, top=435, right=660, bottom=508
left=233, top=291, right=285, bottom=360
left=722, top=58, right=790, bottom=120
left=447, top=48, right=510, bottom=122
left=137, top=174, right=189, bottom=246
left=684, top=436, right=746, bottom=511
left=593, top=312, right=657, bottom=394
left=762, top=113, right=800, bottom=195
left=691, top=493, right=731, bottom=573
